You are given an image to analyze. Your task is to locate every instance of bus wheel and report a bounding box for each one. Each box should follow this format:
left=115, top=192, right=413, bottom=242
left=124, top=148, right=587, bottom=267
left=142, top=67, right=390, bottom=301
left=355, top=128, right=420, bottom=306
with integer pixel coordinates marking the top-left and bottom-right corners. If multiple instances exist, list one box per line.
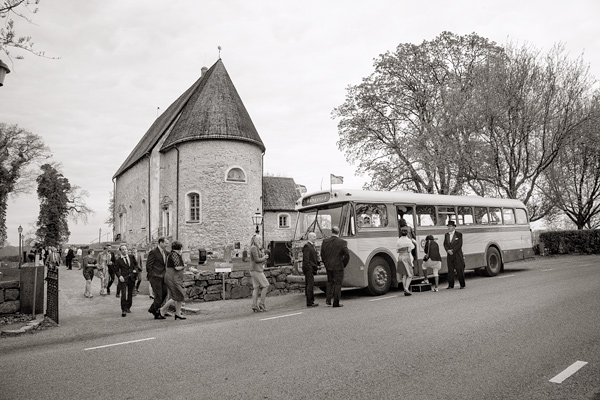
left=484, top=247, right=502, bottom=277
left=367, top=257, right=391, bottom=295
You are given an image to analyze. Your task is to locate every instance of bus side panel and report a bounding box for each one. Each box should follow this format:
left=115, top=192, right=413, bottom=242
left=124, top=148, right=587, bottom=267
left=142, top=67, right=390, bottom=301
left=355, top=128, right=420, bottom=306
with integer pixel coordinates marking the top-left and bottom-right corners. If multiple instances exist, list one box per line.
left=344, top=236, right=397, bottom=288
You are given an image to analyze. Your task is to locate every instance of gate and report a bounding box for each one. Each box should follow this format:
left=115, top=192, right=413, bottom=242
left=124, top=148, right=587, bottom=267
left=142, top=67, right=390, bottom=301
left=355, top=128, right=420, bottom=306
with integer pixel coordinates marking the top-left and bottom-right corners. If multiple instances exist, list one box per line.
left=45, top=265, right=59, bottom=324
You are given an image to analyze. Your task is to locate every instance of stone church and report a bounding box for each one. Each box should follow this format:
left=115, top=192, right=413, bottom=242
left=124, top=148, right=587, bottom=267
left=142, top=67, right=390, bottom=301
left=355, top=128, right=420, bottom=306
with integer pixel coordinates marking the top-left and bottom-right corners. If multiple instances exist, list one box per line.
left=112, top=59, right=301, bottom=259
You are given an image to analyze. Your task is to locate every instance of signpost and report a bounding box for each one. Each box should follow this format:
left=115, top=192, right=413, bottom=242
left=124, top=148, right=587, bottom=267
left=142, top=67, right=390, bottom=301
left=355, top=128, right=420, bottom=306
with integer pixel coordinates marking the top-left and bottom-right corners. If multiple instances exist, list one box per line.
left=215, top=265, right=232, bottom=299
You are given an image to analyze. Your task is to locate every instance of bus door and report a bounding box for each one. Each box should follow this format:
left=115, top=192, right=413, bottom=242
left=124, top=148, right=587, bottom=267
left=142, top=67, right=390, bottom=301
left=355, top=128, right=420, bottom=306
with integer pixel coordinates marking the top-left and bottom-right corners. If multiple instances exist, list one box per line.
left=396, top=204, right=419, bottom=262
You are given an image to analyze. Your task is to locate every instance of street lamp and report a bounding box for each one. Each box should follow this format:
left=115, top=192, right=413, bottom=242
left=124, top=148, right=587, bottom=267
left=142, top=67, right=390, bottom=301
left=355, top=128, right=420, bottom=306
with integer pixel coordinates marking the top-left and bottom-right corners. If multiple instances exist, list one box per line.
left=252, top=210, right=263, bottom=234
left=18, top=225, right=23, bottom=268
left=0, top=59, right=10, bottom=87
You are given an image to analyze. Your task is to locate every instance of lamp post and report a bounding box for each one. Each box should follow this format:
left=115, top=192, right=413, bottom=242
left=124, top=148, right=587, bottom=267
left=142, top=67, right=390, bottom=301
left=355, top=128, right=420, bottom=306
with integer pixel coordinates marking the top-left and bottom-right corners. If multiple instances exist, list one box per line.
left=252, top=210, right=263, bottom=234
left=18, top=225, right=23, bottom=268
left=0, top=59, right=10, bottom=87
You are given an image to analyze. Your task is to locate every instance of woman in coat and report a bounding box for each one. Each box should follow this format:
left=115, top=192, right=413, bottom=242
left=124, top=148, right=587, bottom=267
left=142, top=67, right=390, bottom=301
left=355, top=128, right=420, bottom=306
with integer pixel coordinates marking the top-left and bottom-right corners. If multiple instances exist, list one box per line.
left=159, top=241, right=187, bottom=320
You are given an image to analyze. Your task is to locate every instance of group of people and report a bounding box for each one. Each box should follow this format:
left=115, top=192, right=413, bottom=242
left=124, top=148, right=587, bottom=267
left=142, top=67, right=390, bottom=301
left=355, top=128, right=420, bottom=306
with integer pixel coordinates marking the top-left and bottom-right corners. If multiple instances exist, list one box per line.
left=300, top=220, right=467, bottom=306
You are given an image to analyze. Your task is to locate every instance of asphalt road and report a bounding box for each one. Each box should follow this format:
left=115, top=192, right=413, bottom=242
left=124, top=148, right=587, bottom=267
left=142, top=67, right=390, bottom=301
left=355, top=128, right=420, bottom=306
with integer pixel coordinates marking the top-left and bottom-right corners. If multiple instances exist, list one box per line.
left=1, top=255, right=599, bottom=400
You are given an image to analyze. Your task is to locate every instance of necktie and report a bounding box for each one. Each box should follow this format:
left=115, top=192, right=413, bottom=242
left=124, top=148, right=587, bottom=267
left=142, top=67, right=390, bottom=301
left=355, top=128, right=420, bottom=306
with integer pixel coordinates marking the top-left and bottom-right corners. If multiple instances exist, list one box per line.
left=124, top=256, right=129, bottom=266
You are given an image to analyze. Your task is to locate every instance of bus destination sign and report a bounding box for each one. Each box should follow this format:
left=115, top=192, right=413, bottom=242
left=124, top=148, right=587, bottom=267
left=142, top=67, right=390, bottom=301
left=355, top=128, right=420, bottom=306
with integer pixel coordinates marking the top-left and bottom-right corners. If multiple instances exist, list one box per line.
left=302, top=193, right=330, bottom=207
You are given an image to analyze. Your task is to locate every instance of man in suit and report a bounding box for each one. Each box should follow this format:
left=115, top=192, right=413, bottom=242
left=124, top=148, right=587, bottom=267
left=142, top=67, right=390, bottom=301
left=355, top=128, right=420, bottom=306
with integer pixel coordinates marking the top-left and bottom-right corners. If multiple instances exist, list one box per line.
left=302, top=232, right=319, bottom=308
left=444, top=220, right=466, bottom=289
left=65, top=247, right=74, bottom=270
left=320, top=226, right=350, bottom=308
left=146, top=237, right=169, bottom=319
left=114, top=244, right=138, bottom=317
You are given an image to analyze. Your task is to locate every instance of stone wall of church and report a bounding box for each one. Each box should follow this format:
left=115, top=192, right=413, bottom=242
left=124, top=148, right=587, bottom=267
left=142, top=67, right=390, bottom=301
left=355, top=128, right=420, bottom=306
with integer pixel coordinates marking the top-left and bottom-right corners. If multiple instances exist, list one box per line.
left=160, top=140, right=264, bottom=255
left=114, top=159, right=150, bottom=245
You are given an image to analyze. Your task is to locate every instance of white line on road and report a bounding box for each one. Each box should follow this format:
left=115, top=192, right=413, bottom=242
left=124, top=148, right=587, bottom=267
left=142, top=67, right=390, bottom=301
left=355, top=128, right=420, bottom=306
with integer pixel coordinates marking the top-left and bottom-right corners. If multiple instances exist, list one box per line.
left=369, top=295, right=397, bottom=302
left=498, top=274, right=515, bottom=279
left=541, top=268, right=554, bottom=271
left=260, top=312, right=303, bottom=321
left=549, top=361, right=588, bottom=383
left=84, top=337, right=156, bottom=351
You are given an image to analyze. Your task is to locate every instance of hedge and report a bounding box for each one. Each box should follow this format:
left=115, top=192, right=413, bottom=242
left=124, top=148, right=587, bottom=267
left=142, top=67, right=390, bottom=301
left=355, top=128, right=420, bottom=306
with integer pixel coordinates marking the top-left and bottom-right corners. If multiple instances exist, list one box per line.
left=539, top=230, right=600, bottom=255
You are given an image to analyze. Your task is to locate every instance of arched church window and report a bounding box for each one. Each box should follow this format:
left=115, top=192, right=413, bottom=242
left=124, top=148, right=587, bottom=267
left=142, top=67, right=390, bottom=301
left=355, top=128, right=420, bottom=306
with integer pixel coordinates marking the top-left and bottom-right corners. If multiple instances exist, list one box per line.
left=226, top=167, right=246, bottom=183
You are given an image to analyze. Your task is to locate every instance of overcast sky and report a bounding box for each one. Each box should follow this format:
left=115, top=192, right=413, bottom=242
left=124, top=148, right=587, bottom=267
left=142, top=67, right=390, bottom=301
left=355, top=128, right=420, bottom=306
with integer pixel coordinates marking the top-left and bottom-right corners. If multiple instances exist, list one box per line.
left=2, top=0, right=599, bottom=246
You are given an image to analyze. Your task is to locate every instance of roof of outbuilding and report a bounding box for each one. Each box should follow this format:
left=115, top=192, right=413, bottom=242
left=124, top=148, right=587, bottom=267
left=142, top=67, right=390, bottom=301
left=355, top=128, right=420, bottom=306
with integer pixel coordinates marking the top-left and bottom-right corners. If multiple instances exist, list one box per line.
left=263, top=176, right=301, bottom=211
left=113, top=59, right=265, bottom=178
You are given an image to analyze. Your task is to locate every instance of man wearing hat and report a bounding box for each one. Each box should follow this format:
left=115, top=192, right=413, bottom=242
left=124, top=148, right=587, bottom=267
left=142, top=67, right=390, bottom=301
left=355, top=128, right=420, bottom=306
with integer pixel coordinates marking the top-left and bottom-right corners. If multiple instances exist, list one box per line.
left=444, top=220, right=466, bottom=289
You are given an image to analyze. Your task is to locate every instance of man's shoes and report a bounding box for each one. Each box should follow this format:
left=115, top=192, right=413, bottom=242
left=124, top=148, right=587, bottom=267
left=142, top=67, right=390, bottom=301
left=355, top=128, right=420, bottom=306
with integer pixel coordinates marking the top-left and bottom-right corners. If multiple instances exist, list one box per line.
left=332, top=304, right=343, bottom=308
left=148, top=308, right=155, bottom=315
left=326, top=301, right=331, bottom=306
left=126, top=309, right=131, bottom=313
left=121, top=312, right=126, bottom=317
left=446, top=287, right=453, bottom=290
left=155, top=313, right=166, bottom=320
left=460, top=286, right=465, bottom=289
left=307, top=303, right=319, bottom=307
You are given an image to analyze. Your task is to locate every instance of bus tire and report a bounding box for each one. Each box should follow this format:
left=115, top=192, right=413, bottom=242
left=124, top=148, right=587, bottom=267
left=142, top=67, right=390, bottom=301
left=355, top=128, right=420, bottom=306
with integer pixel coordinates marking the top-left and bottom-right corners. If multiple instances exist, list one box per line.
left=367, top=256, right=391, bottom=296
left=484, top=247, right=502, bottom=277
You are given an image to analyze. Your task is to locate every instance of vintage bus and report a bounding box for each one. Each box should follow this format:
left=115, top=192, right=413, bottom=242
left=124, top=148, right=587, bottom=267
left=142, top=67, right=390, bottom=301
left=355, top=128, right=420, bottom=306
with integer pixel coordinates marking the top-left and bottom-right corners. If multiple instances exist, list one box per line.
left=288, top=189, right=534, bottom=295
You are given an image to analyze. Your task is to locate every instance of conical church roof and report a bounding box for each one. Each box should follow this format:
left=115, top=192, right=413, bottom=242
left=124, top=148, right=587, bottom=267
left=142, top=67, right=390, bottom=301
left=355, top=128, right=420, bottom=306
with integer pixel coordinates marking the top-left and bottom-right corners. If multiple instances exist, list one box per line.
left=113, top=59, right=265, bottom=178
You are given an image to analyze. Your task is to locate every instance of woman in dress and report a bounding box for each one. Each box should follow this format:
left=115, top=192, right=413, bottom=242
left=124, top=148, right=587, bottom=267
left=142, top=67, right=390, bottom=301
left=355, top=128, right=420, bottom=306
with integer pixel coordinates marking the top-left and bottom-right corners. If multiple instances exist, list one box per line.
left=249, top=234, right=270, bottom=312
left=96, top=246, right=111, bottom=296
left=82, top=249, right=97, bottom=298
left=159, top=241, right=187, bottom=320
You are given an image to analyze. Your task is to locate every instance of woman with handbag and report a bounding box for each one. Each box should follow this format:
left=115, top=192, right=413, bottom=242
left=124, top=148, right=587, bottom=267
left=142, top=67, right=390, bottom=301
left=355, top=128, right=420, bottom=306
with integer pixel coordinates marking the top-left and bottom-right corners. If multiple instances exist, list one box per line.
left=422, top=235, right=442, bottom=292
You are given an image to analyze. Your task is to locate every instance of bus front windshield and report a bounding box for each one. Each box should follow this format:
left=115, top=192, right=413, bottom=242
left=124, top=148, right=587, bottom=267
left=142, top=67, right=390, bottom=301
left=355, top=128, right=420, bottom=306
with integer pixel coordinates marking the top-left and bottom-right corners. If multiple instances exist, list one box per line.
left=294, top=203, right=350, bottom=240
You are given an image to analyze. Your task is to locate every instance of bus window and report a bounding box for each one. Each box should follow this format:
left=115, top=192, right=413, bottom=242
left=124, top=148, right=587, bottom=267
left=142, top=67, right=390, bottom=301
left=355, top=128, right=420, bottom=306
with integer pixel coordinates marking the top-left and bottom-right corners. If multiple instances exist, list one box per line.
left=489, top=207, right=502, bottom=224
left=416, top=205, right=436, bottom=226
left=458, top=206, right=474, bottom=225
left=437, top=206, right=456, bottom=226
left=503, top=208, right=516, bottom=225
left=515, top=208, right=528, bottom=224
left=356, top=204, right=388, bottom=228
left=474, top=207, right=489, bottom=224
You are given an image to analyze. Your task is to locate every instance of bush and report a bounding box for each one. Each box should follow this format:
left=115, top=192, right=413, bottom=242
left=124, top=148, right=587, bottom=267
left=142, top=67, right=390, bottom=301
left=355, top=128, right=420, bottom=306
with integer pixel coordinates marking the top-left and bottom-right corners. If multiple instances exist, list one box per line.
left=540, top=230, right=600, bottom=255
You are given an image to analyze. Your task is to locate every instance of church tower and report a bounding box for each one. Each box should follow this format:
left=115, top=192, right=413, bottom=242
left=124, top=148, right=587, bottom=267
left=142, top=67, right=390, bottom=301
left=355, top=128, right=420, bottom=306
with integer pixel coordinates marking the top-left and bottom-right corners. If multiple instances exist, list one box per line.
left=113, top=59, right=265, bottom=254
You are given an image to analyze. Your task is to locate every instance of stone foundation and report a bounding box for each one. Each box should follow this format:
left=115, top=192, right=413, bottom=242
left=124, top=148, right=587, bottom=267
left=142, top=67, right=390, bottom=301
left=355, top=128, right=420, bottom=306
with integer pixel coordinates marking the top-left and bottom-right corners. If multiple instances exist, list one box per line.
left=184, top=266, right=303, bottom=301
left=0, top=280, right=20, bottom=314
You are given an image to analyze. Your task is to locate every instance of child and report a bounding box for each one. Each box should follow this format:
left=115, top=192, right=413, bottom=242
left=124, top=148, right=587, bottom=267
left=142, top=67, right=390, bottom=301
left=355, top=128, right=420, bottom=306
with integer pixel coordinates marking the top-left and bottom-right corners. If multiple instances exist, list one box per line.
left=422, top=235, right=442, bottom=291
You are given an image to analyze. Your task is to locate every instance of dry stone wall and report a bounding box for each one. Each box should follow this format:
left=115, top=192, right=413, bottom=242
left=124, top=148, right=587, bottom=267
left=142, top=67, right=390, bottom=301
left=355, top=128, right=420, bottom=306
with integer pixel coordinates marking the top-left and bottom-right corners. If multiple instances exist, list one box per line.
left=0, top=280, right=20, bottom=314
left=183, top=266, right=303, bottom=301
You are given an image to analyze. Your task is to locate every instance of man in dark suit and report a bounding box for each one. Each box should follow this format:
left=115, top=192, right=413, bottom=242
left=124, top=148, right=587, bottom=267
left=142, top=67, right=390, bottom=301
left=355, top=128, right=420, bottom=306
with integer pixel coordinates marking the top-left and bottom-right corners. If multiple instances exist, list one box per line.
left=320, top=226, right=350, bottom=308
left=146, top=237, right=169, bottom=319
left=114, top=244, right=138, bottom=317
left=302, top=232, right=319, bottom=308
left=105, top=244, right=118, bottom=296
left=444, top=220, right=466, bottom=289
left=65, top=247, right=74, bottom=270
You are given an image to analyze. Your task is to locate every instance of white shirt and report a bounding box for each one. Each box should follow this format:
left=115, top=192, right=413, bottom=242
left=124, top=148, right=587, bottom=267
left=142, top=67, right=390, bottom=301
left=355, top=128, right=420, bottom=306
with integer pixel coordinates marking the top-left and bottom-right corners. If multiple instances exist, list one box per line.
left=396, top=236, right=415, bottom=253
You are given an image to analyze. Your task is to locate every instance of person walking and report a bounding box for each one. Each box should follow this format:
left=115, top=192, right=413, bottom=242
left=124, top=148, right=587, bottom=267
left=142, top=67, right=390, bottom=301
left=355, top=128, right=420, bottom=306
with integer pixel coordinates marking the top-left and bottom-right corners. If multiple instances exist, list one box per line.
left=249, top=234, right=270, bottom=312
left=444, top=220, right=466, bottom=289
left=114, top=244, right=138, bottom=317
left=158, top=240, right=187, bottom=320
left=96, top=245, right=111, bottom=296
left=396, top=229, right=416, bottom=296
left=302, top=232, right=319, bottom=308
left=147, top=237, right=169, bottom=319
left=422, top=235, right=442, bottom=292
left=82, top=249, right=98, bottom=298
left=104, top=244, right=118, bottom=296
left=65, top=247, right=74, bottom=270
left=320, top=226, right=349, bottom=308
left=76, top=247, right=83, bottom=270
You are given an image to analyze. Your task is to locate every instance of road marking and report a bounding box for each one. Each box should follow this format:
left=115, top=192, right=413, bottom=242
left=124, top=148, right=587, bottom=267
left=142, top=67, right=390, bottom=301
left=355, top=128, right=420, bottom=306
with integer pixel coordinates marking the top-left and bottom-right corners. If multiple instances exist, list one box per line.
left=84, top=337, right=155, bottom=351
left=369, top=295, right=397, bottom=302
left=498, top=274, right=515, bottom=279
left=549, top=361, right=588, bottom=383
left=541, top=268, right=554, bottom=272
left=260, top=312, right=303, bottom=321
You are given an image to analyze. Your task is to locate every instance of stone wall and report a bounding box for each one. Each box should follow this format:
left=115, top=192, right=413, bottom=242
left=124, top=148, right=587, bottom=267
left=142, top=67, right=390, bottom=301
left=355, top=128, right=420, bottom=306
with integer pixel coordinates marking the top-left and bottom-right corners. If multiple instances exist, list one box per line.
left=183, top=266, right=303, bottom=301
left=0, top=280, right=20, bottom=314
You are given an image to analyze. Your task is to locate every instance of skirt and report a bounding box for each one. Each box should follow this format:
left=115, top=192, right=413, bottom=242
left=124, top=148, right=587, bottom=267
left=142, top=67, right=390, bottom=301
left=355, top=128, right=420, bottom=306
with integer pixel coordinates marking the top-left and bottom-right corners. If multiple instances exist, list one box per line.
left=397, top=254, right=414, bottom=278
left=83, top=267, right=95, bottom=281
left=165, top=267, right=185, bottom=302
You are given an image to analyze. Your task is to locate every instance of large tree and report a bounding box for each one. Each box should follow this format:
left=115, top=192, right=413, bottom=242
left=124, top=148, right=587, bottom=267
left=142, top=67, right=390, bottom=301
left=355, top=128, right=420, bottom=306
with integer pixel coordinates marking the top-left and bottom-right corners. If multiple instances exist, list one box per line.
left=333, top=31, right=504, bottom=194
left=0, top=123, right=48, bottom=246
left=542, top=94, right=600, bottom=229
left=468, top=43, right=594, bottom=221
left=35, top=163, right=92, bottom=247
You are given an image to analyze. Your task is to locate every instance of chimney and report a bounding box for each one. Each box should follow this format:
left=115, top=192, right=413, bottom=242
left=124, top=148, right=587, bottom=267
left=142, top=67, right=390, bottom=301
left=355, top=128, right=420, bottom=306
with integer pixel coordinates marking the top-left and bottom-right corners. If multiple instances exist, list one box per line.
left=201, top=67, right=208, bottom=76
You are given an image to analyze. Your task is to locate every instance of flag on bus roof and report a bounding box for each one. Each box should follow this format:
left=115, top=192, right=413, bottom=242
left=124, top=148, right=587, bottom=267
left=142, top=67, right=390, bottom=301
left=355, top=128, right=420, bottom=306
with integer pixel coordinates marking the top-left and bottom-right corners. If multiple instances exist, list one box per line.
left=330, top=174, right=344, bottom=185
